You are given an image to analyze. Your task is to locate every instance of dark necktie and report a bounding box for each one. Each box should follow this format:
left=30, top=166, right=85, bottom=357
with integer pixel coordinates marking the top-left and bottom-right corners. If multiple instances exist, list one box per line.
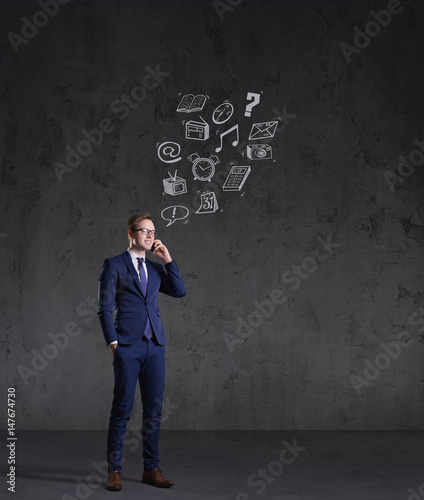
left=137, top=257, right=147, bottom=296
left=137, top=257, right=152, bottom=339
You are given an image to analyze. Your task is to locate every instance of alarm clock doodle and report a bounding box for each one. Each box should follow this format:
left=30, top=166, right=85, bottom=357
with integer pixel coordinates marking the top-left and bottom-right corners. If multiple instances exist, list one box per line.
left=189, top=153, right=220, bottom=182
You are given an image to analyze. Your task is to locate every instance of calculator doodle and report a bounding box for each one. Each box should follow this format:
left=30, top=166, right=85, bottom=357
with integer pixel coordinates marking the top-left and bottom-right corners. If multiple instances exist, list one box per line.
left=222, top=166, right=251, bottom=192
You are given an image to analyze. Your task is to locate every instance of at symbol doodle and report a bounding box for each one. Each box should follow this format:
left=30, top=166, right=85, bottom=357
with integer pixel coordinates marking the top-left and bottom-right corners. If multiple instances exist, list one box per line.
left=157, top=141, right=182, bottom=164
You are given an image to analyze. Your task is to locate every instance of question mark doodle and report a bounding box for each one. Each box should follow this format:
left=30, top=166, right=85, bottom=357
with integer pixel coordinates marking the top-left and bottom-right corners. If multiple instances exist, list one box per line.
left=244, top=92, right=261, bottom=117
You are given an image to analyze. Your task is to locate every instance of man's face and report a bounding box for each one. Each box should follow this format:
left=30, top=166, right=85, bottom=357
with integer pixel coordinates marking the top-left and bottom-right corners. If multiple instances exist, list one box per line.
left=129, top=219, right=156, bottom=252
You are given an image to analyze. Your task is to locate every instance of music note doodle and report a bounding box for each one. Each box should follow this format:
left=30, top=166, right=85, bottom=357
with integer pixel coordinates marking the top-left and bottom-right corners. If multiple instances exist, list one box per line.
left=215, top=124, right=239, bottom=153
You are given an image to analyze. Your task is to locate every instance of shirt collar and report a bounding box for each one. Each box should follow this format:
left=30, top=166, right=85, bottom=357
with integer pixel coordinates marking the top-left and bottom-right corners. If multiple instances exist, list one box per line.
left=127, top=247, right=146, bottom=262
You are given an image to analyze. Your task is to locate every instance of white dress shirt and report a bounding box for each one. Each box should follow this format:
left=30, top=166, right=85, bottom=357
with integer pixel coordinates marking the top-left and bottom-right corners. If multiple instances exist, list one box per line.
left=109, top=248, right=148, bottom=347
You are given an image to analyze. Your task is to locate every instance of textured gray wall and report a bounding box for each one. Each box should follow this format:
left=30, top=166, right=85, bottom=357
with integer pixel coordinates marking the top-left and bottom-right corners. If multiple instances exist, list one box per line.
left=1, top=0, right=423, bottom=430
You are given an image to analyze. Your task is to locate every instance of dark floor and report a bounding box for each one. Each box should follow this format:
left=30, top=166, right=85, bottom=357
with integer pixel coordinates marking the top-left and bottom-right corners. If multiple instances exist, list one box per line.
left=2, top=430, right=424, bottom=500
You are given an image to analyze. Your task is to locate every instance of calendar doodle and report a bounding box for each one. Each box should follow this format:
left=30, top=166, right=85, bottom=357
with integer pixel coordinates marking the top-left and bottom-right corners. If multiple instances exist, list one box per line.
left=196, top=191, right=219, bottom=214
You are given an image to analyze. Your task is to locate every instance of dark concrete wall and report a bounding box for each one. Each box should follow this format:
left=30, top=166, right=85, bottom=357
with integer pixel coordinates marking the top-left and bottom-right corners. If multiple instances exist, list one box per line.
left=1, top=0, right=423, bottom=430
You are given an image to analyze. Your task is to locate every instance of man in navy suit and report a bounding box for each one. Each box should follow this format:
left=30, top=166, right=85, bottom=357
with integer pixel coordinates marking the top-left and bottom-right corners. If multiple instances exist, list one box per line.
left=98, top=212, right=186, bottom=491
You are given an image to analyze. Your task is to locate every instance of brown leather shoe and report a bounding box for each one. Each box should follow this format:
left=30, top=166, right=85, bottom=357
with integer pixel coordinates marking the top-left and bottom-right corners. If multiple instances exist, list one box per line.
left=142, top=468, right=174, bottom=488
left=106, top=471, right=122, bottom=491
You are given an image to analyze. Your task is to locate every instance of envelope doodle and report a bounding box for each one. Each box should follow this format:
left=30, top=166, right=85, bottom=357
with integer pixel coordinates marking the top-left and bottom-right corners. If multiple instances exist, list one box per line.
left=248, top=120, right=278, bottom=140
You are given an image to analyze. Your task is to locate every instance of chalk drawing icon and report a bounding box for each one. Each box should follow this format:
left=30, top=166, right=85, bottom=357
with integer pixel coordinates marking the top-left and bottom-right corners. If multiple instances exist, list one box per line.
left=212, top=101, right=234, bottom=124
left=157, top=141, right=182, bottom=163
left=245, top=92, right=261, bottom=117
left=215, top=124, right=239, bottom=153
left=247, top=144, right=272, bottom=160
left=185, top=116, right=209, bottom=141
left=196, top=191, right=219, bottom=214
left=222, top=166, right=251, bottom=192
left=161, top=205, right=190, bottom=227
left=189, top=153, right=219, bottom=182
left=163, top=170, right=187, bottom=196
left=248, top=121, right=278, bottom=140
left=177, top=93, right=208, bottom=113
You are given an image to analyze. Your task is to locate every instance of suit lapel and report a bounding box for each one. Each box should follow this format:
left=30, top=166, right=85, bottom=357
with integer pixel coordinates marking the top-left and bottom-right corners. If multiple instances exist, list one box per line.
left=123, top=251, right=144, bottom=297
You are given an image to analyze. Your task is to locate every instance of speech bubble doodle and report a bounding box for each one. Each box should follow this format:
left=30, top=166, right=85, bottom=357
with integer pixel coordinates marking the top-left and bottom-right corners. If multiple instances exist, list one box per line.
left=157, top=141, right=182, bottom=164
left=245, top=92, right=261, bottom=117
left=161, top=205, right=189, bottom=227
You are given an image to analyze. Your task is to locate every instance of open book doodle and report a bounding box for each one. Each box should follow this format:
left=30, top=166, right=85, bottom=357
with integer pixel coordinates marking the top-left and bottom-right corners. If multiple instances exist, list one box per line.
left=177, top=94, right=208, bottom=113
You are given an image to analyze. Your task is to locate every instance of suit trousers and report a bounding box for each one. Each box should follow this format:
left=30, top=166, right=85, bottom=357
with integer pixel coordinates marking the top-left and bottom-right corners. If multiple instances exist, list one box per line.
left=107, top=336, right=166, bottom=473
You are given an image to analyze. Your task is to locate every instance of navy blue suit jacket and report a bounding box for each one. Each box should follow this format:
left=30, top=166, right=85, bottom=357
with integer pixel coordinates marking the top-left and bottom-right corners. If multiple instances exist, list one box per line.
left=98, top=251, right=186, bottom=346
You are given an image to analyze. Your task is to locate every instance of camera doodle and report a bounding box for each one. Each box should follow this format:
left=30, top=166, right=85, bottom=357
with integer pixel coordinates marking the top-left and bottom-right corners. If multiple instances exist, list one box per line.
left=246, top=144, right=272, bottom=160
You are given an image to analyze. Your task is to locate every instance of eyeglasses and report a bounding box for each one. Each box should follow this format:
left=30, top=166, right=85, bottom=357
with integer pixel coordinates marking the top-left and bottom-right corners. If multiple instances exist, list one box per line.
left=132, top=228, right=157, bottom=237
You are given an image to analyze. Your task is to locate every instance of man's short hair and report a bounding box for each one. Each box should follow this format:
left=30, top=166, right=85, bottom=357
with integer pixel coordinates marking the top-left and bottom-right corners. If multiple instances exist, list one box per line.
left=127, top=213, right=153, bottom=243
